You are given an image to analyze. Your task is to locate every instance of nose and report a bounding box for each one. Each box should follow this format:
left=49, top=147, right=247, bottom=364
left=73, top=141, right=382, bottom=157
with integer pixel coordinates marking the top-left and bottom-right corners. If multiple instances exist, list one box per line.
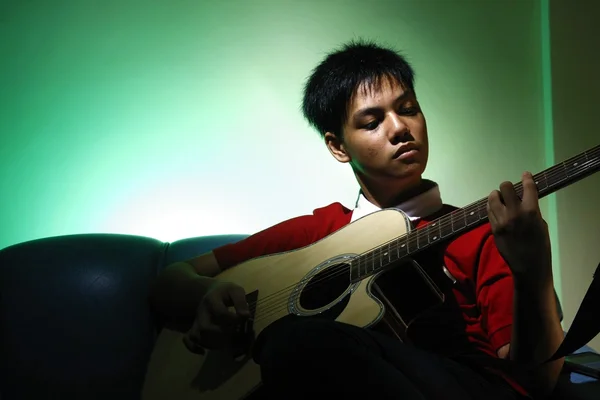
left=387, top=112, right=410, bottom=144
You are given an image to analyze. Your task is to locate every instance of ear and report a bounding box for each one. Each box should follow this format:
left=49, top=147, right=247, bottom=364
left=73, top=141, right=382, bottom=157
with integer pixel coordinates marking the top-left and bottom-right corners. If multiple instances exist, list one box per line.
left=324, top=132, right=351, bottom=163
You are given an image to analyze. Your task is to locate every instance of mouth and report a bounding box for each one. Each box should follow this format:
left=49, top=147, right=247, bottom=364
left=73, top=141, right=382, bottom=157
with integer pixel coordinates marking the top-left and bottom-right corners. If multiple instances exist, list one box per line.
left=392, top=145, right=418, bottom=159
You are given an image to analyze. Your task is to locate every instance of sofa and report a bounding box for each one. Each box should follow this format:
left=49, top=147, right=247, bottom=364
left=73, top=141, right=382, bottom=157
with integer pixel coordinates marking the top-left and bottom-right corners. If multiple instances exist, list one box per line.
left=0, top=233, right=598, bottom=399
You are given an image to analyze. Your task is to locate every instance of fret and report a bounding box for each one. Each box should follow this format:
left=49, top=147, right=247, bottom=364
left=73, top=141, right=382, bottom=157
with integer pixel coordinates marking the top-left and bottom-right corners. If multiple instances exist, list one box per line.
left=563, top=161, right=572, bottom=179
left=367, top=251, right=375, bottom=271
left=417, top=226, right=429, bottom=249
left=358, top=253, right=365, bottom=276
left=407, top=230, right=418, bottom=254
left=452, top=208, right=466, bottom=232
left=381, top=243, right=390, bottom=267
left=370, top=248, right=377, bottom=273
left=547, top=163, right=568, bottom=187
left=350, top=258, right=359, bottom=281
left=589, top=148, right=600, bottom=165
left=478, top=200, right=486, bottom=221
left=428, top=220, right=442, bottom=244
left=385, top=241, right=392, bottom=265
left=369, top=248, right=376, bottom=274
left=534, top=171, right=549, bottom=195
left=388, top=240, right=400, bottom=264
left=440, top=215, right=454, bottom=238
left=465, top=204, right=480, bottom=226
left=568, top=151, right=592, bottom=178
left=357, top=254, right=364, bottom=277
left=479, top=200, right=487, bottom=220
left=396, top=236, right=409, bottom=259
left=565, top=156, right=580, bottom=178
left=413, top=229, right=427, bottom=250
left=411, top=230, right=417, bottom=251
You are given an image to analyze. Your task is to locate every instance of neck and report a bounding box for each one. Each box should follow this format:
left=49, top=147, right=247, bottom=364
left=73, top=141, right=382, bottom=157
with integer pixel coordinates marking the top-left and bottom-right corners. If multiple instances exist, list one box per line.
left=358, top=176, right=432, bottom=208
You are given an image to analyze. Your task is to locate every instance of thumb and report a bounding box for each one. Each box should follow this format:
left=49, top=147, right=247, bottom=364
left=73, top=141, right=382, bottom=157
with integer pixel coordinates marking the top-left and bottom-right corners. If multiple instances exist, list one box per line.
left=228, top=287, right=251, bottom=317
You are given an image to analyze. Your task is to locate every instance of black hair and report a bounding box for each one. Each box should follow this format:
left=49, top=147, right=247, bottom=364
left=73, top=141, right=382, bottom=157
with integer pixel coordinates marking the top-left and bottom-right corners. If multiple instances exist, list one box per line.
left=302, top=39, right=416, bottom=138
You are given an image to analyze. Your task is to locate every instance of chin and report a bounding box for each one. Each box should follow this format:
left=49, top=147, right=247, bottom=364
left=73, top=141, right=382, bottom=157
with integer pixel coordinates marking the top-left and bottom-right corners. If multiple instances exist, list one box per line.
left=394, top=163, right=425, bottom=179
left=384, top=172, right=423, bottom=191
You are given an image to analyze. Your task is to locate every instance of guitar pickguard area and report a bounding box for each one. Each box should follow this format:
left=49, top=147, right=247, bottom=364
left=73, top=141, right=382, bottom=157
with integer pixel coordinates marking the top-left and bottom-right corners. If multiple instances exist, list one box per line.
left=288, top=254, right=360, bottom=319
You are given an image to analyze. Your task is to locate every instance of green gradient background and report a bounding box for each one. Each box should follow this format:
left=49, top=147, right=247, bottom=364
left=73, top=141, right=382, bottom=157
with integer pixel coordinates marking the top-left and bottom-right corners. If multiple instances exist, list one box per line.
left=2, top=1, right=598, bottom=342
left=0, top=0, right=547, bottom=240
left=548, top=0, right=600, bottom=351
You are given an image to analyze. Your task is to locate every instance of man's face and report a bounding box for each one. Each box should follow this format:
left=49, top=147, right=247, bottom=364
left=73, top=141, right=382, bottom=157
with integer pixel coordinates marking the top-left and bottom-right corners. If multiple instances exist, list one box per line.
left=329, top=77, right=429, bottom=191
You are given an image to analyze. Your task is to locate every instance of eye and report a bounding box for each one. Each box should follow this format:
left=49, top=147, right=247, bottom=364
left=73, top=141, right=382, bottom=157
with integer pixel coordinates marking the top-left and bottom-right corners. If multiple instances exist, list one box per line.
left=362, top=120, right=380, bottom=131
left=399, top=106, right=419, bottom=116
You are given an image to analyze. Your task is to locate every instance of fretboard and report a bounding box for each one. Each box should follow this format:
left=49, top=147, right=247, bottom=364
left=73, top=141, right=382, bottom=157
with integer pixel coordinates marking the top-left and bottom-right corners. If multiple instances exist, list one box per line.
left=350, top=144, right=600, bottom=283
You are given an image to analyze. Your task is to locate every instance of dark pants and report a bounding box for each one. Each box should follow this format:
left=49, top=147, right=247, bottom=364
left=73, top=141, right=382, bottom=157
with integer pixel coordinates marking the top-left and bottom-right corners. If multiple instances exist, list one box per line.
left=252, top=317, right=525, bottom=400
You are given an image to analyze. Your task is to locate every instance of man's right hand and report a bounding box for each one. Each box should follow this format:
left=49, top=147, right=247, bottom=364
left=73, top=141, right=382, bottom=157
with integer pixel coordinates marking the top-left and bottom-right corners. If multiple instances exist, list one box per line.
left=183, top=280, right=250, bottom=354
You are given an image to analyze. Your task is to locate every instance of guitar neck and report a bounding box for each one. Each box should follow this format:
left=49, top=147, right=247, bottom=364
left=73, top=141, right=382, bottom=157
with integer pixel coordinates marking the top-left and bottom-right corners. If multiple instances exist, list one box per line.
left=350, top=144, right=600, bottom=283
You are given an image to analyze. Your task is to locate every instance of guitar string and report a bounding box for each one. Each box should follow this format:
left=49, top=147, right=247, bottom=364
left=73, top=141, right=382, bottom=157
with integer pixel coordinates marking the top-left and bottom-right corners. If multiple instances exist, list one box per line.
left=238, top=148, right=600, bottom=324
left=245, top=150, right=600, bottom=323
left=249, top=147, right=600, bottom=318
left=249, top=170, right=600, bottom=325
left=250, top=163, right=600, bottom=325
left=249, top=150, right=600, bottom=323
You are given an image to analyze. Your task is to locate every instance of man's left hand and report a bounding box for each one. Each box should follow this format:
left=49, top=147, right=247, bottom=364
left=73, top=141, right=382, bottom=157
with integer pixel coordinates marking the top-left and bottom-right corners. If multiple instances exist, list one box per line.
left=487, top=171, right=552, bottom=285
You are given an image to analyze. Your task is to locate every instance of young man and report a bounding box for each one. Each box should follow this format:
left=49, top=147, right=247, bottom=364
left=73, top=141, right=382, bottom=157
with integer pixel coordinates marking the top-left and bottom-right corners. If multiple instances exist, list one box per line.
left=150, top=40, right=564, bottom=399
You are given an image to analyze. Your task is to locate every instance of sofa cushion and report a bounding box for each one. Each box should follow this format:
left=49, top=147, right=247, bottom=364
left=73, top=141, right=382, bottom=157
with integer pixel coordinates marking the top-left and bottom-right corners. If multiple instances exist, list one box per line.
left=0, top=233, right=165, bottom=399
left=163, top=234, right=248, bottom=269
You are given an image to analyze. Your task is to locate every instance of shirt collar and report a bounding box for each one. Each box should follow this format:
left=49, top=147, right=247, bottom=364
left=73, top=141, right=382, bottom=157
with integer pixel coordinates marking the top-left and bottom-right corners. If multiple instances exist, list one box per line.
left=350, top=180, right=443, bottom=223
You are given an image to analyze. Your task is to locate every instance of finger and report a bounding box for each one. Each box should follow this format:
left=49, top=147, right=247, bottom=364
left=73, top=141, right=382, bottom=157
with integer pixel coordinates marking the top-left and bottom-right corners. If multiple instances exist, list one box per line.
left=185, top=309, right=210, bottom=347
left=228, top=287, right=251, bottom=318
left=196, top=306, right=214, bottom=337
left=498, top=181, right=521, bottom=210
left=487, top=192, right=501, bottom=231
left=520, top=171, right=540, bottom=210
left=487, top=190, right=504, bottom=214
left=182, top=334, right=205, bottom=355
left=207, top=296, right=239, bottom=325
left=188, top=308, right=230, bottom=350
left=184, top=309, right=208, bottom=354
left=184, top=324, right=230, bottom=353
left=189, top=306, right=218, bottom=341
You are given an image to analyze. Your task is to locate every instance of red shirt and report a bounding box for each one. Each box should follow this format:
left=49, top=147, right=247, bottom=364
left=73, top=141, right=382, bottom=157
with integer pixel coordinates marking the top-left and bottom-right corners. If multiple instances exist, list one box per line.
left=213, top=202, right=526, bottom=395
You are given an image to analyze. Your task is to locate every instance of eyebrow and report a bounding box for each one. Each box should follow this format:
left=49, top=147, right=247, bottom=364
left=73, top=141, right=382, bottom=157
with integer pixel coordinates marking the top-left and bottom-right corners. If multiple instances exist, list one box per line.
left=351, top=89, right=415, bottom=123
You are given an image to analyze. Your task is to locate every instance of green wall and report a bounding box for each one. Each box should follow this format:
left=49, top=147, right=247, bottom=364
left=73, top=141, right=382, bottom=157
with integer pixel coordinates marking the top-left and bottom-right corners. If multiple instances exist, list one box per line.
left=549, top=0, right=600, bottom=350
left=0, top=0, right=547, bottom=246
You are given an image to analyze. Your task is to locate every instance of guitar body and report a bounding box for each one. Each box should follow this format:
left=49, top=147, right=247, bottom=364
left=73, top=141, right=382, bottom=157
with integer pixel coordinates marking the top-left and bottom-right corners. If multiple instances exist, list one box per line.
left=142, top=209, right=412, bottom=400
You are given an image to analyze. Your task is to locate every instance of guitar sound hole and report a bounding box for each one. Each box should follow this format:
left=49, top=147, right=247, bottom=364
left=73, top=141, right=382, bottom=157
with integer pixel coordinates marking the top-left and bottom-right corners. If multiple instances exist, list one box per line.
left=298, top=263, right=351, bottom=310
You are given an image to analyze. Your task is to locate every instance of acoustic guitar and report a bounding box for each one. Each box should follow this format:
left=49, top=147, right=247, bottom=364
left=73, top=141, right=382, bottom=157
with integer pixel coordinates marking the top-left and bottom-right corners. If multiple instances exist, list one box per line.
left=142, top=144, right=600, bottom=400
